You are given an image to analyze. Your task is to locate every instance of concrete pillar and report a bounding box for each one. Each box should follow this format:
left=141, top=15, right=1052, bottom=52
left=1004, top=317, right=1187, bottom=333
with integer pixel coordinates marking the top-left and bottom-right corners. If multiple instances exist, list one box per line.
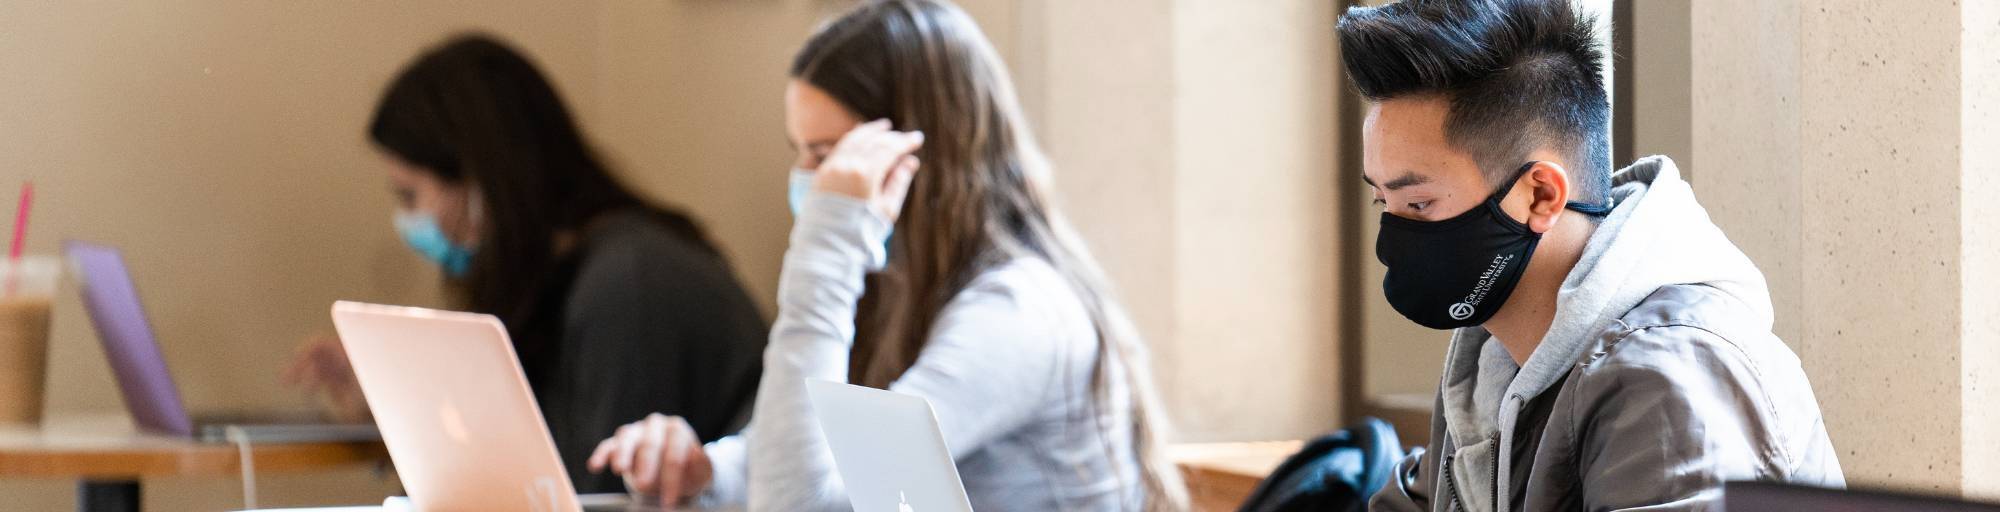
left=1167, top=0, right=1342, bottom=441
left=1630, top=0, right=1691, bottom=165
left=1693, top=0, right=1998, bottom=498
left=1021, top=0, right=1344, bottom=441
left=1959, top=0, right=2000, bottom=501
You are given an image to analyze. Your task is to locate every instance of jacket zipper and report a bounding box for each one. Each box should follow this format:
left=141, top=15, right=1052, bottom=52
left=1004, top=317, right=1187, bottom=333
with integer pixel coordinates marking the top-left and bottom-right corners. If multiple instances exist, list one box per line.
left=1488, top=433, right=1501, bottom=512
left=1440, top=434, right=1504, bottom=512
left=1441, top=454, right=1465, bottom=512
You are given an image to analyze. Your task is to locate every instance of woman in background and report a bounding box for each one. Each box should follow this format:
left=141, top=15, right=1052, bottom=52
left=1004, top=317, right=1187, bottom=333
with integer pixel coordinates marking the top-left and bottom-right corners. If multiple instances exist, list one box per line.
left=587, top=1, right=1188, bottom=510
left=284, top=34, right=767, bottom=494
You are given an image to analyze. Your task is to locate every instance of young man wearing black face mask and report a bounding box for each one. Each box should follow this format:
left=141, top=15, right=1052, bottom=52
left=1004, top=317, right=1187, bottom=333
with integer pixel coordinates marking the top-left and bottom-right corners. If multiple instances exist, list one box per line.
left=1343, top=1, right=1844, bottom=510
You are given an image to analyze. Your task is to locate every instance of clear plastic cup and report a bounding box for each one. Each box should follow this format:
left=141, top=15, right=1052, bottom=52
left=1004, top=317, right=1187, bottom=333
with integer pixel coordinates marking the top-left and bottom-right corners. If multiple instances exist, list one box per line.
left=0, top=256, right=60, bottom=424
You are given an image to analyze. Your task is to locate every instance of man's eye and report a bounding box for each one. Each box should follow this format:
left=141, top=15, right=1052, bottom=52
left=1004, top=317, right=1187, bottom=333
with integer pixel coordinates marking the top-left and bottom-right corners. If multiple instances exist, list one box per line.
left=1371, top=197, right=1386, bottom=207
left=1408, top=201, right=1433, bottom=212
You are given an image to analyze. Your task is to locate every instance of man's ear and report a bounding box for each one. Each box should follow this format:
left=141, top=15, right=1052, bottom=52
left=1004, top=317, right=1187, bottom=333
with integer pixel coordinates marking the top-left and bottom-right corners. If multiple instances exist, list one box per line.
left=1524, top=161, right=1572, bottom=234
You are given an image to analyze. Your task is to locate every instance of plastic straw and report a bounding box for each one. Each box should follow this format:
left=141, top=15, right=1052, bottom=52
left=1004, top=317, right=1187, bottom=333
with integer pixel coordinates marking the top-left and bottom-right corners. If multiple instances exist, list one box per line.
left=6, top=182, right=30, bottom=296
left=8, top=182, right=30, bottom=261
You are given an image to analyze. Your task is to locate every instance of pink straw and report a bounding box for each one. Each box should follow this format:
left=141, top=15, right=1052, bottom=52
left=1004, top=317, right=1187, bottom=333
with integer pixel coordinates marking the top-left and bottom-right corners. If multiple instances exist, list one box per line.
left=5, top=182, right=29, bottom=297
left=8, top=182, right=30, bottom=261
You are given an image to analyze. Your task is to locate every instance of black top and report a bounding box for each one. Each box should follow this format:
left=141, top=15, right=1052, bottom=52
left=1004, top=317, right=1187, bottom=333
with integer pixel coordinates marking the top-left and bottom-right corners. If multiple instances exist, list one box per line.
left=516, top=209, right=767, bottom=494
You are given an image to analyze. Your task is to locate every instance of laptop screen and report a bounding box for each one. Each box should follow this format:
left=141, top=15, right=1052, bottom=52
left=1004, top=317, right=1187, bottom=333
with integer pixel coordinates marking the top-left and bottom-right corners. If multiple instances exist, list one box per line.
left=66, top=240, right=192, bottom=436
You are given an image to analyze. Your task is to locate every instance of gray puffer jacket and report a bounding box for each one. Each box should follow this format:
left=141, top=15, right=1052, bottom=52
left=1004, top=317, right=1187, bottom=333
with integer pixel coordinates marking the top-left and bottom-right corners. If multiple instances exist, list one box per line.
left=1371, top=156, right=1844, bottom=512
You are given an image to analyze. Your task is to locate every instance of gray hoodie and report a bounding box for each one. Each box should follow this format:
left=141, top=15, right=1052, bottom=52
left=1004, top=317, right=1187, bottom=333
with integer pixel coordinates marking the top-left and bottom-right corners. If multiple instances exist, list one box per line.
left=1371, top=156, right=1844, bottom=512
left=697, top=193, right=1142, bottom=511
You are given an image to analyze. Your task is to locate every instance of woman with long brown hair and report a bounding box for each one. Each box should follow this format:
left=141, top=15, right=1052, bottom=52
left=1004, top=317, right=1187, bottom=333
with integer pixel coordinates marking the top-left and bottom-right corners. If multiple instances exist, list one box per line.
left=587, top=1, right=1186, bottom=510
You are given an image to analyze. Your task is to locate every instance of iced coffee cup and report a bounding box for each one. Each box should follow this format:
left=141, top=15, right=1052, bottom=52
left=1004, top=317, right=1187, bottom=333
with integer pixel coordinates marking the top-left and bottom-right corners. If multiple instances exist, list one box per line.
left=0, top=256, right=58, bottom=424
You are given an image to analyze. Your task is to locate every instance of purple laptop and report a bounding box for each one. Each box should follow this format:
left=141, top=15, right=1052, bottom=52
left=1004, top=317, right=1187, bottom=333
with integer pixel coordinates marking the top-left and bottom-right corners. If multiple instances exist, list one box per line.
left=66, top=241, right=378, bottom=443
left=66, top=240, right=195, bottom=436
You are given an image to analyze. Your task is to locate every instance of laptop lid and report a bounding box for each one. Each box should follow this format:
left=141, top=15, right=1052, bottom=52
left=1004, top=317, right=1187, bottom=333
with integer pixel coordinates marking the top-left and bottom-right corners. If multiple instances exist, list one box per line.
left=66, top=240, right=193, bottom=436
left=330, top=301, right=582, bottom=512
left=1723, top=481, right=2000, bottom=511
left=804, top=380, right=973, bottom=512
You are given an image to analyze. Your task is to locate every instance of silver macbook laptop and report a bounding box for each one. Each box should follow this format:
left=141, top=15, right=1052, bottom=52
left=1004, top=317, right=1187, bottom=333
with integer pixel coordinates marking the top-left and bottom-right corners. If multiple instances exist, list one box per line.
left=805, top=380, right=974, bottom=512
left=67, top=240, right=377, bottom=443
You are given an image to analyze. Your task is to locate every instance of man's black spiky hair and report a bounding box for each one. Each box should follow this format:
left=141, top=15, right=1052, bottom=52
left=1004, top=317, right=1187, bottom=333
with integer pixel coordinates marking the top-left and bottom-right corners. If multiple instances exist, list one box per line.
left=1339, top=0, right=1612, bottom=207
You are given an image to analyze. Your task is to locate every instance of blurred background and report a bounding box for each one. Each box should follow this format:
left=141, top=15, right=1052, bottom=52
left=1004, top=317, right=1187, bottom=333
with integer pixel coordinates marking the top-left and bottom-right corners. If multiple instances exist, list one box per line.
left=0, top=0, right=1994, bottom=509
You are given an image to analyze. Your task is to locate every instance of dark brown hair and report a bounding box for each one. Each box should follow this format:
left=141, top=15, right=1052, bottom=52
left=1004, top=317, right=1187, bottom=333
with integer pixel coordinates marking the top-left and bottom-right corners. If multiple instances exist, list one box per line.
left=792, top=1, right=1187, bottom=509
left=368, top=33, right=715, bottom=351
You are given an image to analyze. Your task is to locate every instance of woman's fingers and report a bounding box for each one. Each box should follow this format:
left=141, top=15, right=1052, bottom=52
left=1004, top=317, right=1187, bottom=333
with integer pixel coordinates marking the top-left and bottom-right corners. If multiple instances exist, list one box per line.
left=832, top=119, right=893, bottom=153
left=856, top=130, right=925, bottom=183
left=657, top=419, right=693, bottom=503
left=280, top=353, right=311, bottom=386
left=611, top=423, right=644, bottom=475
left=632, top=415, right=669, bottom=489
left=282, top=339, right=330, bottom=386
left=586, top=414, right=706, bottom=506
left=877, top=155, right=921, bottom=220
left=815, top=120, right=924, bottom=203
left=287, top=336, right=351, bottom=389
left=682, top=436, right=714, bottom=500
left=883, top=131, right=925, bottom=164
left=587, top=437, right=619, bottom=473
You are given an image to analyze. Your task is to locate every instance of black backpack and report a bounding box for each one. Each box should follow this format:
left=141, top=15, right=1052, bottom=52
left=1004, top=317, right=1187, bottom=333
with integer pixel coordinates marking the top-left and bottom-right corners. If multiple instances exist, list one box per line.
left=1236, top=417, right=1404, bottom=512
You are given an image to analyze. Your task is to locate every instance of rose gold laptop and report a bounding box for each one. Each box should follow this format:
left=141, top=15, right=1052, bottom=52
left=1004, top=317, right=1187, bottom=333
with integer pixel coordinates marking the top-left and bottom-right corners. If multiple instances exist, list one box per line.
left=330, top=301, right=668, bottom=512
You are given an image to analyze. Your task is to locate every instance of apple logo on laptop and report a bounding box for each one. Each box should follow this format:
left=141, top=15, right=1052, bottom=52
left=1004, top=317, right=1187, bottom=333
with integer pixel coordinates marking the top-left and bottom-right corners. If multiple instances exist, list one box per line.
left=899, top=491, right=914, bottom=512
left=525, top=476, right=560, bottom=512
left=439, top=402, right=472, bottom=444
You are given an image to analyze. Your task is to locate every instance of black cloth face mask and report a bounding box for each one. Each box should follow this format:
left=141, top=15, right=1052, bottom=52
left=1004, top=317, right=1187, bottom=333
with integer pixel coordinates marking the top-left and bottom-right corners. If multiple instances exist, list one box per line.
left=1374, top=162, right=1608, bottom=330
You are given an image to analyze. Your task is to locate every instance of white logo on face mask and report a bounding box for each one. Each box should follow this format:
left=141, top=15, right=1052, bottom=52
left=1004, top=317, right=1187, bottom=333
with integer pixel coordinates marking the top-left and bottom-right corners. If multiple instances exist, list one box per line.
left=1448, top=302, right=1475, bottom=321
left=1451, top=253, right=1515, bottom=322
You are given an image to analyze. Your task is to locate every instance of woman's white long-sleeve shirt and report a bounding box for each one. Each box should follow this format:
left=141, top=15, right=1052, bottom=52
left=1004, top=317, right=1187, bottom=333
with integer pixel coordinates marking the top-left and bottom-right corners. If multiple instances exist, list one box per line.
left=697, top=193, right=1143, bottom=511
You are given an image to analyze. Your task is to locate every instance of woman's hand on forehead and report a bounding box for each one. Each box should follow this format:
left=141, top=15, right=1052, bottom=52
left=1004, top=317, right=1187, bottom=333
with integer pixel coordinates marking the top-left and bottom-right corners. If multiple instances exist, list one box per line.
left=813, top=119, right=925, bottom=222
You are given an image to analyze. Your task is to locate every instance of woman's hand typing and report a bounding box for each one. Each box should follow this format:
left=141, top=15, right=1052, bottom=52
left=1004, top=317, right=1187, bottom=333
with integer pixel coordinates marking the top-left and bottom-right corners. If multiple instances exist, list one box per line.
left=587, top=413, right=713, bottom=508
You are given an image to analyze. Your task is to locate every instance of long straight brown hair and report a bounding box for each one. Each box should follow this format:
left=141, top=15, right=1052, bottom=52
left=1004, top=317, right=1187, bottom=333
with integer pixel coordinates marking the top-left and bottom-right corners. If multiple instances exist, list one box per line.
left=792, top=1, right=1187, bottom=510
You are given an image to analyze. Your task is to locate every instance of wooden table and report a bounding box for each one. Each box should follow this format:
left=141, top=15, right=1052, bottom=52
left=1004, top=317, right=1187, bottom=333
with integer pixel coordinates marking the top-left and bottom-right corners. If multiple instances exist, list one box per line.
left=0, top=415, right=384, bottom=512
left=1172, top=440, right=1303, bottom=511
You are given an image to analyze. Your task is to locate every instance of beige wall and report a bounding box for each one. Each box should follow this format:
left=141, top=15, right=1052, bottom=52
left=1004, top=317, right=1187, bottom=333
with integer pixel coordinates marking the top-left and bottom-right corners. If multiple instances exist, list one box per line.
left=589, top=1, right=819, bottom=316
left=1798, top=0, right=1964, bottom=494
left=1689, top=0, right=1804, bottom=349
left=1693, top=0, right=1998, bottom=497
left=1630, top=0, right=1691, bottom=164
left=1166, top=0, right=1341, bottom=441
left=972, top=0, right=1347, bottom=442
left=1029, top=0, right=1180, bottom=382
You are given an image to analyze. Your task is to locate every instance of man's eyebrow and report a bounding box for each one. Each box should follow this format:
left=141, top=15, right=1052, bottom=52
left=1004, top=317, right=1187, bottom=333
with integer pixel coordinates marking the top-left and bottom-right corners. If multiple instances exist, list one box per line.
left=1362, top=171, right=1432, bottom=191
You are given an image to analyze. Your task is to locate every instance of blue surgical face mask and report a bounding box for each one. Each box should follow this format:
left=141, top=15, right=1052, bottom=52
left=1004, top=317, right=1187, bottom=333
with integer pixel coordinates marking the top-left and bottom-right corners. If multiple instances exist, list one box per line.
left=394, top=210, right=474, bottom=277
left=787, top=167, right=815, bottom=217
